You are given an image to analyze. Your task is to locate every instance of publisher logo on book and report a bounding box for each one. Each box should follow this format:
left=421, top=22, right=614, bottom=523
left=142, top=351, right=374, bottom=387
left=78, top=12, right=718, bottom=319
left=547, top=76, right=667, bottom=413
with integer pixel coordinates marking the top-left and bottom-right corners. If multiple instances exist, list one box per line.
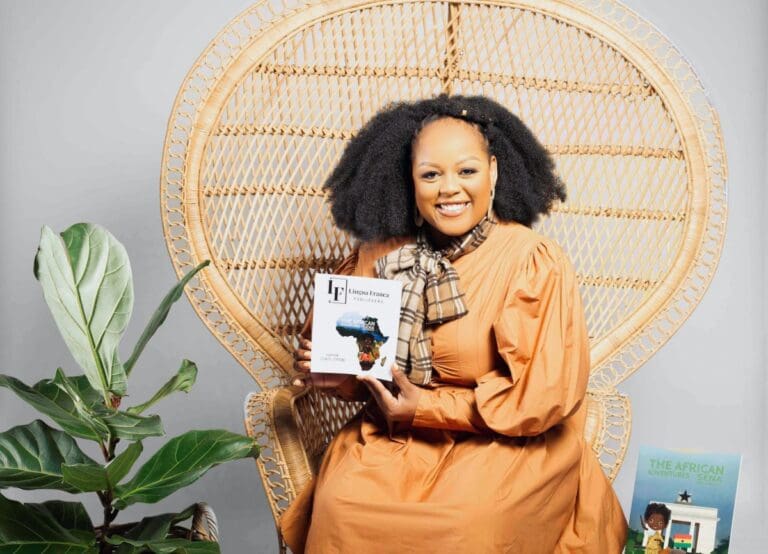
left=328, top=277, right=347, bottom=304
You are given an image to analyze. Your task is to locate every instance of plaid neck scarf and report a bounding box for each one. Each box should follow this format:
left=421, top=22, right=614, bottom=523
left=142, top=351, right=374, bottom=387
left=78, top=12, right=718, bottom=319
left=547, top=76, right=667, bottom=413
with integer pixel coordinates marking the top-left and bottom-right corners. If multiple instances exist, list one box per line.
left=375, top=216, right=496, bottom=385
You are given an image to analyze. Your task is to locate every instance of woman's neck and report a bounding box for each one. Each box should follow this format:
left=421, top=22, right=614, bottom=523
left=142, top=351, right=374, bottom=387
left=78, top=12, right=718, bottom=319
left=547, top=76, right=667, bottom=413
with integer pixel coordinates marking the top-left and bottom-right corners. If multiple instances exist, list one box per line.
left=424, top=226, right=453, bottom=250
left=423, top=216, right=493, bottom=251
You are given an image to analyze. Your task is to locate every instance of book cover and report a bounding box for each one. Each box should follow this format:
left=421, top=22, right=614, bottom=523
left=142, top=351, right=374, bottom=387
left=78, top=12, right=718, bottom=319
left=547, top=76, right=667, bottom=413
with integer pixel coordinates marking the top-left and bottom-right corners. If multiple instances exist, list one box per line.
left=625, top=446, right=741, bottom=554
left=311, top=273, right=402, bottom=381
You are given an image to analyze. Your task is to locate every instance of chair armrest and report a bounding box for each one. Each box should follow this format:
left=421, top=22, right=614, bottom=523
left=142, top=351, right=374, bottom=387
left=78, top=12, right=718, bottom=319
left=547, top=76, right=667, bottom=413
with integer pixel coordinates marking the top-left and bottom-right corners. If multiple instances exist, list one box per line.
left=244, top=386, right=315, bottom=524
left=584, top=390, right=631, bottom=482
left=243, top=385, right=367, bottom=522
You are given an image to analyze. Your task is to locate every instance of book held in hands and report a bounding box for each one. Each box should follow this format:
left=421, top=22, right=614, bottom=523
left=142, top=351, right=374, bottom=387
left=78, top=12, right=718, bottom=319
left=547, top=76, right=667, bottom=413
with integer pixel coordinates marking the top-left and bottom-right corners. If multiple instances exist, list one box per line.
left=311, top=273, right=402, bottom=381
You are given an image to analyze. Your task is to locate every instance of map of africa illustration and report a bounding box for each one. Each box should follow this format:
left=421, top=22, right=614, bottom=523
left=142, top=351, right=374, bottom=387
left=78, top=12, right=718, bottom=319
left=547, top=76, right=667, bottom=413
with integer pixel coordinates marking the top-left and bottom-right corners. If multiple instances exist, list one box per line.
left=335, top=312, right=389, bottom=371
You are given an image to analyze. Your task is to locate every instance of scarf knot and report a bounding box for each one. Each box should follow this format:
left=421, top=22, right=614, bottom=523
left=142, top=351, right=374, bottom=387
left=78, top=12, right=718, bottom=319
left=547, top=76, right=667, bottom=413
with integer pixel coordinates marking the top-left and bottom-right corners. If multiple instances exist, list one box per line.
left=375, top=216, right=496, bottom=385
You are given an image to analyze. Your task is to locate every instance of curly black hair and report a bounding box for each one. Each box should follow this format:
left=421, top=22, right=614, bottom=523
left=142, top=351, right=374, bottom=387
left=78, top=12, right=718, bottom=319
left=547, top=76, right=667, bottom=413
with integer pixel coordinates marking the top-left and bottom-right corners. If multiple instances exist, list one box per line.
left=643, top=502, right=671, bottom=526
left=323, top=93, right=566, bottom=242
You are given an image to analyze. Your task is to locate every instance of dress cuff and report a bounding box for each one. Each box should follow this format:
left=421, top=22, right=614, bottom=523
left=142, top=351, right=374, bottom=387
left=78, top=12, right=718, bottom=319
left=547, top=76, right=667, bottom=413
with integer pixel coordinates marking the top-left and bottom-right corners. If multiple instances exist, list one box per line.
left=412, top=387, right=440, bottom=428
left=411, top=384, right=489, bottom=433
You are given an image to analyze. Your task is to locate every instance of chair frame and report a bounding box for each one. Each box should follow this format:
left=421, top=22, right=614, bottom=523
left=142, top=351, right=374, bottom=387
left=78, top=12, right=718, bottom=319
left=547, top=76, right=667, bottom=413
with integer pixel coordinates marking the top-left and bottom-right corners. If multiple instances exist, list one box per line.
left=160, top=0, right=727, bottom=550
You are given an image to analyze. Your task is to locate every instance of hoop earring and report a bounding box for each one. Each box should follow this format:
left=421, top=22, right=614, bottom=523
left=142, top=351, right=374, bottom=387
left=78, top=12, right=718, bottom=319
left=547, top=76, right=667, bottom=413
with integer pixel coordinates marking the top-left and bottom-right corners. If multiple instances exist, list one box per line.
left=487, top=185, right=496, bottom=223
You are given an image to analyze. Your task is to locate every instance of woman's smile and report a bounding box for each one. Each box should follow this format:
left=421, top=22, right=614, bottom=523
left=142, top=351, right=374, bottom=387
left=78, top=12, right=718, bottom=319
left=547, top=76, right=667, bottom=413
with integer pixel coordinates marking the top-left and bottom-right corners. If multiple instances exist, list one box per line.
left=435, top=201, right=471, bottom=217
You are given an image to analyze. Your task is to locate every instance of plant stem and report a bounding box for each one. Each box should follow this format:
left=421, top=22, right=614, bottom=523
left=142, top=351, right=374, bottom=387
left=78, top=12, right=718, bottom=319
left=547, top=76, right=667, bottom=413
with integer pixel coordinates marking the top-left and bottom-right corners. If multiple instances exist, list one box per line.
left=107, top=436, right=119, bottom=462
left=97, top=435, right=121, bottom=550
left=97, top=490, right=119, bottom=545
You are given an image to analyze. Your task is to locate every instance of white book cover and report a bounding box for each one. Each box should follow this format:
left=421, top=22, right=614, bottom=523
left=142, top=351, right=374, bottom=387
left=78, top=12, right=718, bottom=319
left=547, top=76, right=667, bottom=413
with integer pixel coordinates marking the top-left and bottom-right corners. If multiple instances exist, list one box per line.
left=311, top=273, right=402, bottom=381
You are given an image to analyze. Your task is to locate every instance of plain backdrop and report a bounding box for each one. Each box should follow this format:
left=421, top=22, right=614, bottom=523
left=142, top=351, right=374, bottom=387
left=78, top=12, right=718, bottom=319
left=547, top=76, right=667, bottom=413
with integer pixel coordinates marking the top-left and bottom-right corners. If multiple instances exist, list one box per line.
left=0, top=1, right=765, bottom=552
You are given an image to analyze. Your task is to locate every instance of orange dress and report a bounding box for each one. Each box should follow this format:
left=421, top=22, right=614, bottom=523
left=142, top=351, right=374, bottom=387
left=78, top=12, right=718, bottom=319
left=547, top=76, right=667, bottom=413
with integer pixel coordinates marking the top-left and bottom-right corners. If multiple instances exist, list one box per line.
left=280, top=221, right=627, bottom=553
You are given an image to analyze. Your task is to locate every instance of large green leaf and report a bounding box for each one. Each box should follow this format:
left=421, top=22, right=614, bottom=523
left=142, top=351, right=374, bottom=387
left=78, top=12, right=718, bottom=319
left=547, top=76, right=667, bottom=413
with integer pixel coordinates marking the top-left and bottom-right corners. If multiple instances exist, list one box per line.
left=60, top=463, right=107, bottom=493
left=128, top=360, right=197, bottom=415
left=34, top=369, right=163, bottom=441
left=0, top=420, right=98, bottom=492
left=33, top=223, right=133, bottom=398
left=114, top=505, right=197, bottom=554
left=50, top=369, right=102, bottom=406
left=0, top=370, right=161, bottom=445
left=0, top=374, right=103, bottom=441
left=107, top=441, right=143, bottom=484
left=45, top=369, right=162, bottom=440
left=61, top=441, right=143, bottom=492
left=50, top=370, right=110, bottom=440
left=124, top=260, right=209, bottom=376
left=113, top=431, right=258, bottom=508
left=0, top=493, right=94, bottom=551
left=25, top=500, right=93, bottom=533
left=99, top=410, right=163, bottom=441
left=26, top=500, right=94, bottom=543
left=107, top=536, right=219, bottom=553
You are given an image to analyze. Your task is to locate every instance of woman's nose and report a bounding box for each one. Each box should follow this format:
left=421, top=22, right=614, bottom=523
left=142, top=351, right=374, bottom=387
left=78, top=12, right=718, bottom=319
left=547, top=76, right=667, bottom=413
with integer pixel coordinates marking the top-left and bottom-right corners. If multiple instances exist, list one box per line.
left=439, top=173, right=462, bottom=194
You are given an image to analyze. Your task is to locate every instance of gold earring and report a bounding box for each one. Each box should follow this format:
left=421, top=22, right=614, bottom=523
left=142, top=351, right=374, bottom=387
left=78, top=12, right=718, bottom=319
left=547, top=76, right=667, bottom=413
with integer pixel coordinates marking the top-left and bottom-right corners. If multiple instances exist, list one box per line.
left=487, top=185, right=496, bottom=222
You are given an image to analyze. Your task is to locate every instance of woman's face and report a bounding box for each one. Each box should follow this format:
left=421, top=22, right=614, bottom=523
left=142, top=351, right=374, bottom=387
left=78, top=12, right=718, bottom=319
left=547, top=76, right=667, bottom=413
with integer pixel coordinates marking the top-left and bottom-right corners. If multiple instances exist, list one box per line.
left=411, top=117, right=497, bottom=246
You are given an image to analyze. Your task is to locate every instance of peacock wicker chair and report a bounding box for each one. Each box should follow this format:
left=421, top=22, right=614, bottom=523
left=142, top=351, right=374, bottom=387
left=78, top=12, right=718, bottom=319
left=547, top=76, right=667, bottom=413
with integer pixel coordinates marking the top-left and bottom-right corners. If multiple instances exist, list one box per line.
left=160, top=0, right=727, bottom=551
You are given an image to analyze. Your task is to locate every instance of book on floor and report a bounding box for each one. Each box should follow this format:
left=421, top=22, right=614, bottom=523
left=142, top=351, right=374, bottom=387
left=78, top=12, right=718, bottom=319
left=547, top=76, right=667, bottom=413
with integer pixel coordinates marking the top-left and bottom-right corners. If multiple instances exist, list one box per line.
left=624, top=445, right=741, bottom=554
left=311, top=273, right=402, bottom=381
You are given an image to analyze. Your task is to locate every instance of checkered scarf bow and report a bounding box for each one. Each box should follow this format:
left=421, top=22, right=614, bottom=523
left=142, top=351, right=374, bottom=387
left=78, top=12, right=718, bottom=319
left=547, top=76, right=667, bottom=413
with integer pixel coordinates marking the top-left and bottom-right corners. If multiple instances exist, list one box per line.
left=375, top=216, right=496, bottom=385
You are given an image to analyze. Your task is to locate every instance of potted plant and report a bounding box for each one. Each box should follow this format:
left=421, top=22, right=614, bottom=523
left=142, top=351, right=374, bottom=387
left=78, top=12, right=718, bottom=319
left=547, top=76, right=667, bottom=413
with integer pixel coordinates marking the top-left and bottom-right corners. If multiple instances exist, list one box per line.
left=0, top=223, right=259, bottom=552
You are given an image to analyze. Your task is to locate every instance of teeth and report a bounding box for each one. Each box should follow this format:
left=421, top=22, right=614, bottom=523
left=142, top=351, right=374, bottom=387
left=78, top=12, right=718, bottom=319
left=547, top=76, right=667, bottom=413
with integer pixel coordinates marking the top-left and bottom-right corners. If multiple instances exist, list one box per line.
left=438, top=202, right=468, bottom=213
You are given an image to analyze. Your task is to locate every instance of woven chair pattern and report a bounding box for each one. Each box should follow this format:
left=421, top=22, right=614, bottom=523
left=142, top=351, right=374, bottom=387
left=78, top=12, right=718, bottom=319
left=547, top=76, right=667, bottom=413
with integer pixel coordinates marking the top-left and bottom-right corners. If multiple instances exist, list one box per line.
left=161, top=0, right=726, bottom=549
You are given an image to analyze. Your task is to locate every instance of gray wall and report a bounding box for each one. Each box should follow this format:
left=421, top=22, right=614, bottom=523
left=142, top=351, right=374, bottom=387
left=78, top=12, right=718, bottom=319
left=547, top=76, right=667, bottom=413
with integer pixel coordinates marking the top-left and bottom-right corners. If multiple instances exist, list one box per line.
left=0, top=1, right=764, bottom=551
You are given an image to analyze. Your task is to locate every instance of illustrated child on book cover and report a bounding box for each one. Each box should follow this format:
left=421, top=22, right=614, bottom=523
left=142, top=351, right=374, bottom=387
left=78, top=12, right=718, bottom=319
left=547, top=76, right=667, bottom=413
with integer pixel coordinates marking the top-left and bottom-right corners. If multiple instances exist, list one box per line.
left=626, top=446, right=741, bottom=554
left=642, top=502, right=671, bottom=554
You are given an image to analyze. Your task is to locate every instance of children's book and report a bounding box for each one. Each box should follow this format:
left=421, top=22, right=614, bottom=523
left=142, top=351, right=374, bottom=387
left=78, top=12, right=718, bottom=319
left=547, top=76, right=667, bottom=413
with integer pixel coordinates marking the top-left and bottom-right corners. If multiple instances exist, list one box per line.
left=311, top=273, right=402, bottom=381
left=625, top=446, right=741, bottom=554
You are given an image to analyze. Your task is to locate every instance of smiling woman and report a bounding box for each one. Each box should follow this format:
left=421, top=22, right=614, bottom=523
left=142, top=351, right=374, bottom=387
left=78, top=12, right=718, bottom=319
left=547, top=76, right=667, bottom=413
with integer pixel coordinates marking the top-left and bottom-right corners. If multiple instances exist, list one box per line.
left=286, top=94, right=627, bottom=553
left=411, top=116, right=498, bottom=247
left=323, top=94, right=566, bottom=244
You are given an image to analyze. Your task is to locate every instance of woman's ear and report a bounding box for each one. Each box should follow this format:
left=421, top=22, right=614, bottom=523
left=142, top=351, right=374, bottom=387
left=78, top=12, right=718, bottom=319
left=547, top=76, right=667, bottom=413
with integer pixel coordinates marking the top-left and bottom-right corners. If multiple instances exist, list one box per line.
left=490, top=155, right=498, bottom=187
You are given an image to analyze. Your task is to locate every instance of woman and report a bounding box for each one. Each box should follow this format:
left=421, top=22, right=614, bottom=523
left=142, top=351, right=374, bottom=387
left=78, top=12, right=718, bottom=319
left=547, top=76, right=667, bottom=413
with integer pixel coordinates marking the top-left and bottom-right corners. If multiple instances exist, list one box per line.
left=282, top=94, right=628, bottom=552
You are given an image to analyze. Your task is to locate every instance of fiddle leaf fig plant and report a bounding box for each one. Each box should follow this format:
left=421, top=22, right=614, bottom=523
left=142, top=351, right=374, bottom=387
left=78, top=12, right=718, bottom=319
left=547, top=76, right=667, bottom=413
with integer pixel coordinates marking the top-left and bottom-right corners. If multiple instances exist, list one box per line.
left=0, top=223, right=259, bottom=553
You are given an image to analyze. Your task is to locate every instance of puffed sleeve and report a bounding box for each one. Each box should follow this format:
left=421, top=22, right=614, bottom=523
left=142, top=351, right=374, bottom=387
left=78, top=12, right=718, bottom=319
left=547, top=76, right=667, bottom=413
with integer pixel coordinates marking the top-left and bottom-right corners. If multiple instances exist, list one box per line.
left=477, top=239, right=590, bottom=435
left=411, top=239, right=590, bottom=436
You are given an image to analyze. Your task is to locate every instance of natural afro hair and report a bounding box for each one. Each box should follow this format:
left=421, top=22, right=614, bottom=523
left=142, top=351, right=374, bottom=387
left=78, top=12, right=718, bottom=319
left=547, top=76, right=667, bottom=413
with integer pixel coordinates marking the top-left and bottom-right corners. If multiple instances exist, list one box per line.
left=323, top=93, right=566, bottom=242
left=643, top=503, right=671, bottom=526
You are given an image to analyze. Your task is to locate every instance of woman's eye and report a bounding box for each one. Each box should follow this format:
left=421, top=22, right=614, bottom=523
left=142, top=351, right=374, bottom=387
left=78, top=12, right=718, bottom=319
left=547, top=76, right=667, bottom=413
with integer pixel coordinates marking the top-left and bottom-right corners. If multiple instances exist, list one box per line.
left=421, top=171, right=438, bottom=179
left=460, top=168, right=478, bottom=175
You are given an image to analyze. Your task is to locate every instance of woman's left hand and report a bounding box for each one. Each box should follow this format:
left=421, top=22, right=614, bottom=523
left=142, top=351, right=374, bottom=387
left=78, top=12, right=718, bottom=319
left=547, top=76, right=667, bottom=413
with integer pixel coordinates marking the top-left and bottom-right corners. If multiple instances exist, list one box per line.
left=357, top=365, right=422, bottom=432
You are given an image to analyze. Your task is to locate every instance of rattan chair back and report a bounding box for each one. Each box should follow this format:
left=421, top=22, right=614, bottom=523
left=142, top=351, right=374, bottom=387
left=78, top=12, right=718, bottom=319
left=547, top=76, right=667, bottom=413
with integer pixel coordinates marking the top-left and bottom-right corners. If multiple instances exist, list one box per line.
left=160, top=0, right=726, bottom=546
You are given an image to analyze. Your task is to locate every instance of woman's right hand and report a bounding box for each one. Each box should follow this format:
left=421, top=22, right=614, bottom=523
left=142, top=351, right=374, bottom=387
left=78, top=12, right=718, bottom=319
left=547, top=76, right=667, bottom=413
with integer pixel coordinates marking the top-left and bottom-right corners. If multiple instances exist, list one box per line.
left=292, top=337, right=351, bottom=389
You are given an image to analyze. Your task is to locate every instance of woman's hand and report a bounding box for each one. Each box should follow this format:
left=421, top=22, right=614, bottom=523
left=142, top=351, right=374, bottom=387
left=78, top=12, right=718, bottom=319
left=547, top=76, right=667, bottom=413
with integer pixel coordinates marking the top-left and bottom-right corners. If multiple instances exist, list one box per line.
left=292, top=337, right=350, bottom=389
left=357, top=365, right=422, bottom=432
